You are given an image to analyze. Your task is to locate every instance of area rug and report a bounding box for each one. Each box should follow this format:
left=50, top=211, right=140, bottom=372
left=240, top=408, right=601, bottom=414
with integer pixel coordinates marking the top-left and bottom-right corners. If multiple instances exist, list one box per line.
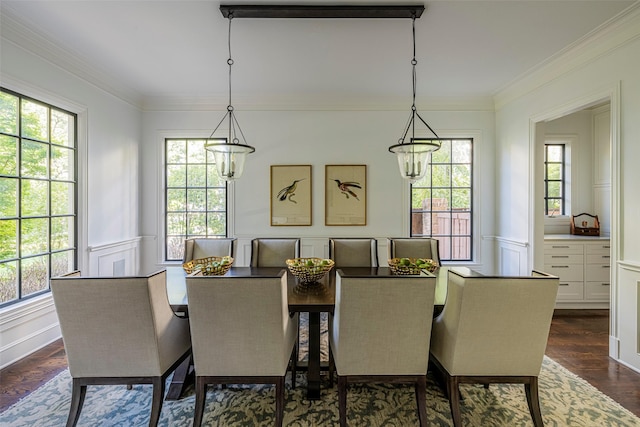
left=2, top=314, right=638, bottom=426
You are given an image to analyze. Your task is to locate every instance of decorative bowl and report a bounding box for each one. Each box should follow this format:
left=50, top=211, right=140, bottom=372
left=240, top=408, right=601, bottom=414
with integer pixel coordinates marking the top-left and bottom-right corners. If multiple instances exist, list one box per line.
left=388, top=257, right=438, bottom=275
left=286, top=257, right=334, bottom=284
left=183, top=256, right=234, bottom=276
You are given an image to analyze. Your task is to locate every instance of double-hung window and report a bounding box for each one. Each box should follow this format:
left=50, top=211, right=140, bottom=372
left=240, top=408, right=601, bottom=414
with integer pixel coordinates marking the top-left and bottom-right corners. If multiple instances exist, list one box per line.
left=0, top=88, right=77, bottom=307
left=410, top=138, right=473, bottom=261
left=164, top=138, right=228, bottom=261
left=544, top=144, right=565, bottom=216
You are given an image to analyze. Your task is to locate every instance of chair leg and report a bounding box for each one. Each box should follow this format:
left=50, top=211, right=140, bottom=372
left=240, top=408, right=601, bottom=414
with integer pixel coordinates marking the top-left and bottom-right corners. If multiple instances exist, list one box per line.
left=338, top=376, right=348, bottom=427
left=525, top=376, right=544, bottom=427
left=192, top=377, right=207, bottom=427
left=66, top=378, right=87, bottom=427
left=275, top=376, right=285, bottom=427
left=447, top=376, right=463, bottom=427
left=328, top=346, right=335, bottom=388
left=415, top=376, right=428, bottom=427
left=149, top=377, right=165, bottom=427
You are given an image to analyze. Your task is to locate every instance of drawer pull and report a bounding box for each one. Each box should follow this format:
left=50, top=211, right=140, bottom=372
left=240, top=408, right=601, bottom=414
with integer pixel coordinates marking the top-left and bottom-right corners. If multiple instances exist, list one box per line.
left=602, top=256, right=610, bottom=259
left=551, top=255, right=569, bottom=258
left=552, top=265, right=569, bottom=268
left=601, top=283, right=610, bottom=286
left=559, top=283, right=570, bottom=286
left=552, top=245, right=571, bottom=249
left=602, top=265, right=610, bottom=269
left=603, top=245, right=610, bottom=249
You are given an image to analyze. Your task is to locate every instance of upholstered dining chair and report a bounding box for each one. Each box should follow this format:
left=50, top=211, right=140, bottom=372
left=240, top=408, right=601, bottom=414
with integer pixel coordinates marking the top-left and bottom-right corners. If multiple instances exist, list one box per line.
left=387, top=237, right=441, bottom=266
left=250, top=238, right=300, bottom=267
left=186, top=271, right=298, bottom=427
left=182, top=237, right=236, bottom=262
left=429, top=269, right=559, bottom=427
left=50, top=271, right=191, bottom=427
left=329, top=270, right=436, bottom=427
left=328, top=238, right=379, bottom=267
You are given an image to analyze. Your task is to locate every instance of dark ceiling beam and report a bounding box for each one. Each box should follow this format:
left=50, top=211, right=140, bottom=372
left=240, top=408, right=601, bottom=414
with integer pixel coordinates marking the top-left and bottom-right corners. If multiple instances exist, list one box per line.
left=219, top=5, right=425, bottom=19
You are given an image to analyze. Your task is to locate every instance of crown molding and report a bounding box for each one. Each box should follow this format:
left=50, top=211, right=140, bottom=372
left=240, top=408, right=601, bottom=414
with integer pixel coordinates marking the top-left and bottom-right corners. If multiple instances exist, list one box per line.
left=494, top=2, right=640, bottom=110
left=1, top=10, right=143, bottom=109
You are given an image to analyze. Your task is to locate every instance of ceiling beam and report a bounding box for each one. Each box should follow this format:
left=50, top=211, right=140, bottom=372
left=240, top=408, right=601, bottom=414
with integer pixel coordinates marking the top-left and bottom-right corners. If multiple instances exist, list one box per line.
left=219, top=5, right=425, bottom=19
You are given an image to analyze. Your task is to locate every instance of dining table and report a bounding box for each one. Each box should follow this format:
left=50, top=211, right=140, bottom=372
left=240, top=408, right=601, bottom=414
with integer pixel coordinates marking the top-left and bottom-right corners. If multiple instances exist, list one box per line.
left=163, top=264, right=458, bottom=400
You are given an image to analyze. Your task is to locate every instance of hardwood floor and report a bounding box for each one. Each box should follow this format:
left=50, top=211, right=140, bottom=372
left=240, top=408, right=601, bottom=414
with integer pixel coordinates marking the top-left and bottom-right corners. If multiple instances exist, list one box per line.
left=1, top=309, right=639, bottom=417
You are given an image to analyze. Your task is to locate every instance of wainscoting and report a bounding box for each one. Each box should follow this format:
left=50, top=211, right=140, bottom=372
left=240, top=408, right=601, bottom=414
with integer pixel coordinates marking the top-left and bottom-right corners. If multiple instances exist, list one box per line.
left=0, top=238, right=141, bottom=369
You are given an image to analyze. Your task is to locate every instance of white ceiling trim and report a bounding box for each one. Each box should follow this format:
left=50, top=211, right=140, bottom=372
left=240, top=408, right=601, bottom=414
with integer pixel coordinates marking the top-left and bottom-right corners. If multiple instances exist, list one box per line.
left=1, top=10, right=143, bottom=109
left=494, top=2, right=640, bottom=110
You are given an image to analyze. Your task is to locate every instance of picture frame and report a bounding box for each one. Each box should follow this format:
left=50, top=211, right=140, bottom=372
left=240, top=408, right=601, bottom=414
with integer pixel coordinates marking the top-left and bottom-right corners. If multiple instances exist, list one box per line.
left=270, top=165, right=312, bottom=226
left=325, top=164, right=367, bottom=226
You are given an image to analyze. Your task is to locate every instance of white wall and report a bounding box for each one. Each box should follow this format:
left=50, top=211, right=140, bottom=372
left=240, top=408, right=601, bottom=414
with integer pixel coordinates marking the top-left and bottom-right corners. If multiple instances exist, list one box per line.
left=495, top=8, right=640, bottom=371
left=140, top=108, right=496, bottom=274
left=0, top=39, right=142, bottom=367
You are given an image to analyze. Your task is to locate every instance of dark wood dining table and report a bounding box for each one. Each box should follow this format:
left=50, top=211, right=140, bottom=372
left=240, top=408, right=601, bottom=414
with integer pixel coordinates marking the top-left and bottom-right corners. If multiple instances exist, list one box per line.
left=164, top=265, right=453, bottom=400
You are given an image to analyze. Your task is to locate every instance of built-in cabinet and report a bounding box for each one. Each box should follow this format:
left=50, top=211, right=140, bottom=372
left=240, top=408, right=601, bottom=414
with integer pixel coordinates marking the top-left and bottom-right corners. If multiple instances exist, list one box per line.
left=544, top=235, right=610, bottom=308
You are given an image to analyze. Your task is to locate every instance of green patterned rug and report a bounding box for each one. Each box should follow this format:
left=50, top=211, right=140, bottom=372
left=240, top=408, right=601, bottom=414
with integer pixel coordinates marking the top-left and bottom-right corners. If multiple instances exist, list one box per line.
left=1, top=355, right=638, bottom=426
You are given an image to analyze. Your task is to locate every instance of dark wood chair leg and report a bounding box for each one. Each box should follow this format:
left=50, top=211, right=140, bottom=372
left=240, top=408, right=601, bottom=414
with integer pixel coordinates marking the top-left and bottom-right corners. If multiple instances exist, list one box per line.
left=447, top=375, right=463, bottom=427
left=66, top=378, right=86, bottom=427
left=192, top=377, right=207, bottom=427
left=127, top=384, right=133, bottom=390
left=149, top=377, right=165, bottom=427
left=338, top=376, right=348, bottom=427
left=275, top=376, right=285, bottom=427
left=415, top=376, right=428, bottom=427
left=525, top=376, right=544, bottom=427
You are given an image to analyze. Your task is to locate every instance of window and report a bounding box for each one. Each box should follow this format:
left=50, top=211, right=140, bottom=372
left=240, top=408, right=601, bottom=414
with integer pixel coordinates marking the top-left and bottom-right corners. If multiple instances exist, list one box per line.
left=0, top=88, right=77, bottom=307
left=411, top=138, right=473, bottom=261
left=544, top=144, right=565, bottom=216
left=165, top=138, right=227, bottom=261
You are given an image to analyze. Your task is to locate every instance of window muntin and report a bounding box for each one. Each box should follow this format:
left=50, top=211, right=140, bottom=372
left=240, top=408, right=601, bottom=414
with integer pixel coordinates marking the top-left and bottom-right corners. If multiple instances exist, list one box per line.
left=164, top=138, right=228, bottom=261
left=0, top=88, right=77, bottom=307
left=544, top=144, right=565, bottom=216
left=410, top=138, right=473, bottom=261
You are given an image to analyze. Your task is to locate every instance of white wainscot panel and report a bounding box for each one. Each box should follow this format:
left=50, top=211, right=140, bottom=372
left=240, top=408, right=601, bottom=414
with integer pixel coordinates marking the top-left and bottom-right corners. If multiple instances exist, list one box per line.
left=496, top=237, right=529, bottom=276
left=88, top=237, right=141, bottom=276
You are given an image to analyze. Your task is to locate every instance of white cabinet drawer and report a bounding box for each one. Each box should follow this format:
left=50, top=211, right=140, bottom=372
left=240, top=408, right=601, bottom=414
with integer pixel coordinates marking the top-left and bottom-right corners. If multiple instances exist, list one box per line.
left=586, top=243, right=611, bottom=254
left=585, top=264, right=611, bottom=282
left=544, top=264, right=583, bottom=282
left=545, top=243, right=584, bottom=254
left=544, top=253, right=583, bottom=264
left=556, top=282, right=584, bottom=301
left=585, top=281, right=610, bottom=301
left=586, top=253, right=611, bottom=264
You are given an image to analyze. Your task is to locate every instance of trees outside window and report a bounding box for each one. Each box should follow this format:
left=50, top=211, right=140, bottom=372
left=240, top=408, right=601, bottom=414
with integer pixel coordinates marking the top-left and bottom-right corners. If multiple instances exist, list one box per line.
left=544, top=144, right=565, bottom=216
left=411, top=139, right=473, bottom=261
left=0, top=88, right=77, bottom=307
left=165, top=138, right=227, bottom=261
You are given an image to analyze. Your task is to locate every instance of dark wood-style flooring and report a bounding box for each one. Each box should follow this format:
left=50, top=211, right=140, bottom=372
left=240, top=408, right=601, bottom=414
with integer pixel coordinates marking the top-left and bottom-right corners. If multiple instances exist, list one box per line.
left=1, top=309, right=639, bottom=417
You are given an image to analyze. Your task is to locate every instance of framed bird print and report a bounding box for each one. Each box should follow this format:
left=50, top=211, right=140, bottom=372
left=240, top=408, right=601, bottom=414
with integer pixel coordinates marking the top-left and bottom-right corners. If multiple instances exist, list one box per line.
left=325, top=164, right=367, bottom=226
left=270, top=165, right=312, bottom=226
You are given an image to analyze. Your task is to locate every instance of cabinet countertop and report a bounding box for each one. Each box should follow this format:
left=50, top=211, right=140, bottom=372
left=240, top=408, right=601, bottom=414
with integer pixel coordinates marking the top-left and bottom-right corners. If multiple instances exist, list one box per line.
left=544, top=234, right=610, bottom=241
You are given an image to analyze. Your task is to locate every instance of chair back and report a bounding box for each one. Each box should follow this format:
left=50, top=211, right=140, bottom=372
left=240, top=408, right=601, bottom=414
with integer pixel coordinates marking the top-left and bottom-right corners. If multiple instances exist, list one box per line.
left=183, top=238, right=236, bottom=262
left=50, top=271, right=191, bottom=378
left=329, top=238, right=379, bottom=267
left=387, top=237, right=441, bottom=266
left=330, top=271, right=436, bottom=375
left=430, top=269, right=559, bottom=376
left=250, top=238, right=300, bottom=267
left=186, top=271, right=297, bottom=376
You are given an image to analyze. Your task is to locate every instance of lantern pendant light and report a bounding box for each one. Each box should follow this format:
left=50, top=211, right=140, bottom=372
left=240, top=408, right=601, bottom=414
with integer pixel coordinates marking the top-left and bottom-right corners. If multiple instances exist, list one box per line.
left=388, top=14, right=441, bottom=183
left=205, top=12, right=255, bottom=181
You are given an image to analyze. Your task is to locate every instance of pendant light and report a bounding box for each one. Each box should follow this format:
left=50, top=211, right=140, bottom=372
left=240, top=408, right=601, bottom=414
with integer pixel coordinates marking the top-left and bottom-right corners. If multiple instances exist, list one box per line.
left=205, top=12, right=255, bottom=181
left=388, top=14, right=441, bottom=183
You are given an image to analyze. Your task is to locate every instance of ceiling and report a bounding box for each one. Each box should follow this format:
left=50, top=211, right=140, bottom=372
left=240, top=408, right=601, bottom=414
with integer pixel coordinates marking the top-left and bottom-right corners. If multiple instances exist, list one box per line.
left=1, top=0, right=636, bottom=109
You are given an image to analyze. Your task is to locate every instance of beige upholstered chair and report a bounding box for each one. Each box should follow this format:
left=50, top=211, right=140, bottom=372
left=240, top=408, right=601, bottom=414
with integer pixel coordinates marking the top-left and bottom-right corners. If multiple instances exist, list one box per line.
left=429, top=269, right=559, bottom=427
left=387, top=237, right=441, bottom=266
left=50, top=271, right=191, bottom=427
left=328, top=238, right=379, bottom=267
left=186, top=271, right=298, bottom=427
left=329, top=271, right=436, bottom=427
left=250, top=238, right=300, bottom=267
left=182, top=237, right=236, bottom=262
